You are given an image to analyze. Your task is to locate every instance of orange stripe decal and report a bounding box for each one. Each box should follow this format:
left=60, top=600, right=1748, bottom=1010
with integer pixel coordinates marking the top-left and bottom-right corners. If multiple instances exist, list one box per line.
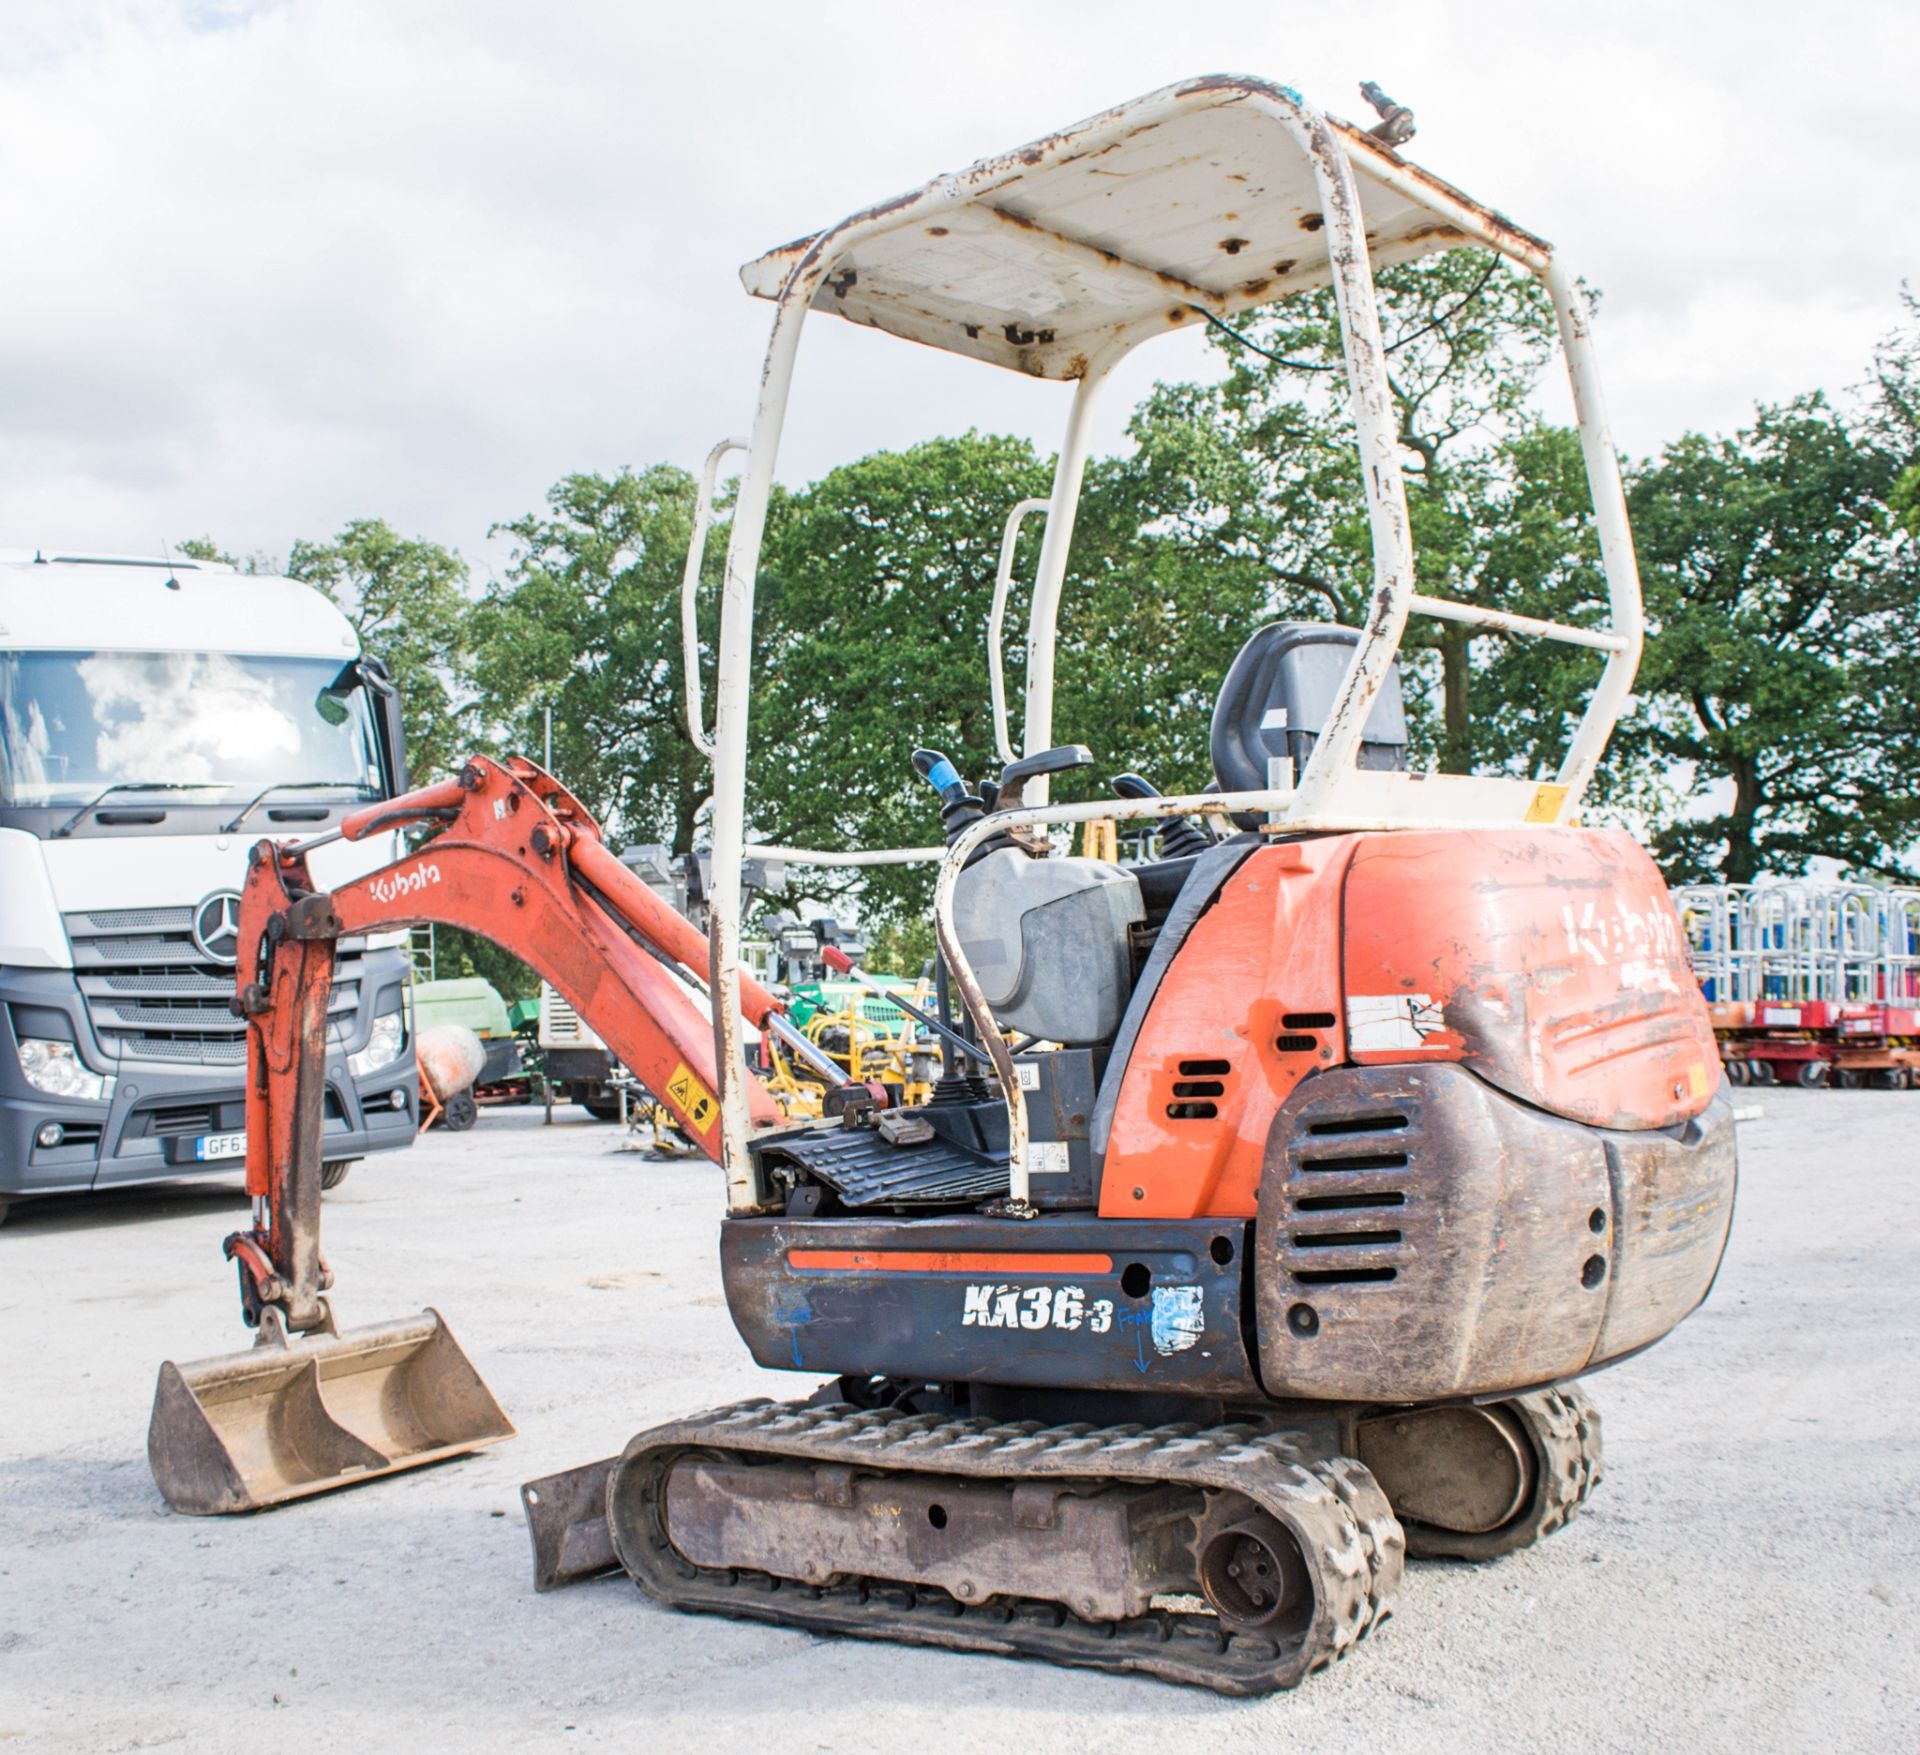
left=787, top=1249, right=1113, bottom=1275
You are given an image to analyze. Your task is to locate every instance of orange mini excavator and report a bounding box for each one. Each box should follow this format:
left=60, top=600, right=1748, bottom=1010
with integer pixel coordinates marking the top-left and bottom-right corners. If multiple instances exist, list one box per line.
left=150, top=77, right=1737, bottom=1694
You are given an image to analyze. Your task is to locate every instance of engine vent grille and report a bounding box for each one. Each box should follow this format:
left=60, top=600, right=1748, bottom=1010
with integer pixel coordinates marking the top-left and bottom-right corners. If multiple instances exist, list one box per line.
left=1280, top=1107, right=1413, bottom=1285
left=1166, top=1056, right=1231, bottom=1121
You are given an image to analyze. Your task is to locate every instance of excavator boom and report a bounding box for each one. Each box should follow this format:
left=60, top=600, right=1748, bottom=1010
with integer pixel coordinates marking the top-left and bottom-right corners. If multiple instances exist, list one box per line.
left=149, top=755, right=783, bottom=1514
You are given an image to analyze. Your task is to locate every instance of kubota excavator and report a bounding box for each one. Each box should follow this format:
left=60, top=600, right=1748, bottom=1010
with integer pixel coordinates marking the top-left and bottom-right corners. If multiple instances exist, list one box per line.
left=148, top=76, right=1738, bottom=1694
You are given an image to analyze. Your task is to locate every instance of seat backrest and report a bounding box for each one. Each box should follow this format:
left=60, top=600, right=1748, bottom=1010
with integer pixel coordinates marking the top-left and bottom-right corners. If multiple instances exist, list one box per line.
left=1210, top=621, right=1408, bottom=794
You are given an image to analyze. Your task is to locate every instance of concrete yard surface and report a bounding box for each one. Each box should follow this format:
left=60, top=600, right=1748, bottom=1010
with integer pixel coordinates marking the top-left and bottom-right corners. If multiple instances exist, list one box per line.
left=1, top=1092, right=1916, bottom=1753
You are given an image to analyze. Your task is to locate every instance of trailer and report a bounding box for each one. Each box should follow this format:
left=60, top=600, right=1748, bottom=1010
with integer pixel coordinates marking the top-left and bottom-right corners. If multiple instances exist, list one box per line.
left=1677, top=882, right=1920, bottom=1087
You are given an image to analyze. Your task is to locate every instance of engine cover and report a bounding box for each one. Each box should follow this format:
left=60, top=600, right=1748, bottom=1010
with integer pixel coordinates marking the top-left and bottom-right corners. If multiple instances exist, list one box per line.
left=1342, top=827, right=1720, bottom=1131
left=1253, top=1062, right=1737, bottom=1401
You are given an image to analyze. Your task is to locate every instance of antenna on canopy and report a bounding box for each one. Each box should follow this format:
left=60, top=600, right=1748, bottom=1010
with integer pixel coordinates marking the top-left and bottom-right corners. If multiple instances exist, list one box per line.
left=1360, top=82, right=1416, bottom=146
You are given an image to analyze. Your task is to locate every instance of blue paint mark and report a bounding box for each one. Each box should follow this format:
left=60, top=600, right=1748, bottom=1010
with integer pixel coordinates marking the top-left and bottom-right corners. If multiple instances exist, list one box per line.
left=775, top=1296, right=811, bottom=1370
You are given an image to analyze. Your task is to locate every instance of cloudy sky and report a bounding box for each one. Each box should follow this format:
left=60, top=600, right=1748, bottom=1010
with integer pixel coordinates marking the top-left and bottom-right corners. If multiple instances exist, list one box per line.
left=1, top=0, right=1913, bottom=581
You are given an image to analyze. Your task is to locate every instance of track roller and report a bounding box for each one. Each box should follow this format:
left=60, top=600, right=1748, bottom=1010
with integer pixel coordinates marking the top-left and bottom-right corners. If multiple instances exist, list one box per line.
left=1355, top=1386, right=1603, bottom=1562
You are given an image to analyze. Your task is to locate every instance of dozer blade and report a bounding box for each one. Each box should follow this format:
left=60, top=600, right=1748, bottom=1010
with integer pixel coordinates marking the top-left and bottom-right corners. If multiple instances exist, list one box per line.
left=521, top=1455, right=621, bottom=1591
left=148, top=1308, right=514, bottom=1515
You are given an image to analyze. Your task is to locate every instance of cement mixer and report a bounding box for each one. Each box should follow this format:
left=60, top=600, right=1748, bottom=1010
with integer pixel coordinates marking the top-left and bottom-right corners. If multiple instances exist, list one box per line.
left=417, top=1024, right=486, bottom=1131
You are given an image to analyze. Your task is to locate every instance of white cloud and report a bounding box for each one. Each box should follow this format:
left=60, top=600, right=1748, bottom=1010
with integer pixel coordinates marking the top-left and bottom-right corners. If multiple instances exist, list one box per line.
left=0, top=0, right=1912, bottom=576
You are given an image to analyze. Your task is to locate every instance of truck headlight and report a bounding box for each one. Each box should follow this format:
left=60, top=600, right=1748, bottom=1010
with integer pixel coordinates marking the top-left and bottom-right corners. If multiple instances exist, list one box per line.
left=348, top=1010, right=406, bottom=1078
left=18, top=1038, right=108, bottom=1101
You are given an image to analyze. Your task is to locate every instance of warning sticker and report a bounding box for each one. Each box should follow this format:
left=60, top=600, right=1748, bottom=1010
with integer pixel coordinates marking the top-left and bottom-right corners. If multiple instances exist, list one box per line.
left=1525, top=783, right=1570, bottom=824
left=663, top=1061, right=719, bottom=1134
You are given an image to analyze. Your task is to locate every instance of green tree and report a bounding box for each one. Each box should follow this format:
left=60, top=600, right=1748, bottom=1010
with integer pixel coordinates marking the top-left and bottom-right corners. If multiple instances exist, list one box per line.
left=1118, top=252, right=1605, bottom=777
left=1044, top=445, right=1274, bottom=799
left=286, top=519, right=473, bottom=786
left=1870, top=286, right=1920, bottom=538
left=472, top=467, right=714, bottom=853
left=750, top=434, right=1055, bottom=924
left=174, top=536, right=237, bottom=566
left=1622, top=395, right=1919, bottom=882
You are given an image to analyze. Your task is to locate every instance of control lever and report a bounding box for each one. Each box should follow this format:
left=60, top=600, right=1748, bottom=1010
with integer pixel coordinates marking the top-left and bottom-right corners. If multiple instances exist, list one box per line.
left=911, top=749, right=1017, bottom=864
left=996, top=743, right=1093, bottom=799
left=1111, top=772, right=1216, bottom=860
left=821, top=943, right=991, bottom=1065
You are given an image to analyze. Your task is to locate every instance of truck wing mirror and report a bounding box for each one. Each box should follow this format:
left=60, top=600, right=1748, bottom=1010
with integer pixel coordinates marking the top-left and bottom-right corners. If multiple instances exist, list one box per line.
left=357, top=655, right=408, bottom=796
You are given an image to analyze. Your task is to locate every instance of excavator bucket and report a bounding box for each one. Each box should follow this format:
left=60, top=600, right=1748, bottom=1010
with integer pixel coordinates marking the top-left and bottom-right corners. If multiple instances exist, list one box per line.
left=148, top=1309, right=513, bottom=1515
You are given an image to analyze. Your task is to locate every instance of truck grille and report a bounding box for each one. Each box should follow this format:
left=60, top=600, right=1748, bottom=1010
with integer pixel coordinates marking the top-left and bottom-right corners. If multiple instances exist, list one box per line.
left=64, top=906, right=363, bottom=1065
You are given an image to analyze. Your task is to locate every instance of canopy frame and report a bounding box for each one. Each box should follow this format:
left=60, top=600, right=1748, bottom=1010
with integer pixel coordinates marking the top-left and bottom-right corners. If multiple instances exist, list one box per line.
left=680, top=76, right=1643, bottom=1205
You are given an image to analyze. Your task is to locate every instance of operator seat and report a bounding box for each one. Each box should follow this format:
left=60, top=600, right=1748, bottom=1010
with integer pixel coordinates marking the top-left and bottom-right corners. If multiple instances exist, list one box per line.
left=1210, top=621, right=1409, bottom=795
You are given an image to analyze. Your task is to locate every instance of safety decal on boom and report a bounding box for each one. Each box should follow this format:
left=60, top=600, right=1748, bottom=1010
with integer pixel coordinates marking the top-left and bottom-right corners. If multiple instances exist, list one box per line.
left=664, top=1061, right=719, bottom=1134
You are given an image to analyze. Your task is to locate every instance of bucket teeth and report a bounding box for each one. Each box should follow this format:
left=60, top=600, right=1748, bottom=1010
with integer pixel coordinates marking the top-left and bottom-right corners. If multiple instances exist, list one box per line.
left=148, top=1308, right=514, bottom=1515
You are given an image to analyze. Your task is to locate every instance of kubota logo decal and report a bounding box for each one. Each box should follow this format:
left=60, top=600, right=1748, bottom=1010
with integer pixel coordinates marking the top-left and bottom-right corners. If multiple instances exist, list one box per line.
left=368, top=861, right=442, bottom=906
left=1560, top=897, right=1684, bottom=988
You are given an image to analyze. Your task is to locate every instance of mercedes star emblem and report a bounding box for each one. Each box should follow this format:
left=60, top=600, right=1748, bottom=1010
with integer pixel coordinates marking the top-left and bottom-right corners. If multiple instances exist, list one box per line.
left=191, top=890, right=244, bottom=965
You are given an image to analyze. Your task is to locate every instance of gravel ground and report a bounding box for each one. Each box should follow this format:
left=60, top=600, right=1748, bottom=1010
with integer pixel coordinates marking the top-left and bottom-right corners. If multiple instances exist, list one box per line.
left=2, top=1090, right=1916, bottom=1753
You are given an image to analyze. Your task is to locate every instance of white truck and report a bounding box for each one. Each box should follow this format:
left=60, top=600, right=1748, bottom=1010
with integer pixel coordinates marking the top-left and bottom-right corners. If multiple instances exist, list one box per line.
left=0, top=551, right=419, bottom=1223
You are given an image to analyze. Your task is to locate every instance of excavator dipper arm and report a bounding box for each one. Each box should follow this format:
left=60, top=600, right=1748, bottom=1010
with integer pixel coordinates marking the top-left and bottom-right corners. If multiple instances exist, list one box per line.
left=228, top=754, right=783, bottom=1339
left=148, top=754, right=800, bottom=1515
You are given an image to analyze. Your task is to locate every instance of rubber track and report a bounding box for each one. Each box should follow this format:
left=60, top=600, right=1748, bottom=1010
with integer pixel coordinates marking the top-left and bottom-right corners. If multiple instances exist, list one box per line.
left=1400, top=1386, right=1605, bottom=1562
left=606, top=1399, right=1405, bottom=1694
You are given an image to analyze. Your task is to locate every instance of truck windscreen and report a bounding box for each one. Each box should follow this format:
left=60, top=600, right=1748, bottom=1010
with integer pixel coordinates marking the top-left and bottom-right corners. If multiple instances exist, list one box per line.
left=0, top=650, right=382, bottom=808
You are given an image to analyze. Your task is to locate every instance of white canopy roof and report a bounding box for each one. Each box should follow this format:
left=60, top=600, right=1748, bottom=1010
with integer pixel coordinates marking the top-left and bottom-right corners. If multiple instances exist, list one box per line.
left=740, top=74, right=1552, bottom=381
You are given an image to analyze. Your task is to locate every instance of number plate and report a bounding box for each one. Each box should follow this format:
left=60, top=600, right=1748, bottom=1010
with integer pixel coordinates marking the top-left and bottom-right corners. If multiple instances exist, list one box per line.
left=194, top=1131, right=247, bottom=1162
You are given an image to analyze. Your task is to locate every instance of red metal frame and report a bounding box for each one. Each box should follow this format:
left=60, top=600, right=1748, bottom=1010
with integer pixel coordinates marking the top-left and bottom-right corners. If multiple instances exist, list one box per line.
left=225, top=755, right=782, bottom=1336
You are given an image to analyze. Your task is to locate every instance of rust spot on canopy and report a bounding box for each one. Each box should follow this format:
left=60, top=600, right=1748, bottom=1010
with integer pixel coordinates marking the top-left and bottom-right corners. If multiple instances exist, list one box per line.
left=733, top=73, right=1556, bottom=380
left=1167, top=308, right=1188, bottom=322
